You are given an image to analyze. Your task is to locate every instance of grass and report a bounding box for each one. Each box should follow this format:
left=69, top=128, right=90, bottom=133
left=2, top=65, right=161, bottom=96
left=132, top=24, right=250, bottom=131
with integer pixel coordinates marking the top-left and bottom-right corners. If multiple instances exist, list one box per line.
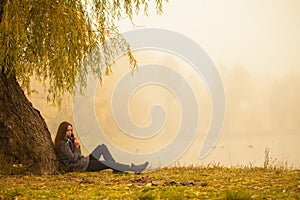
left=0, top=166, right=299, bottom=199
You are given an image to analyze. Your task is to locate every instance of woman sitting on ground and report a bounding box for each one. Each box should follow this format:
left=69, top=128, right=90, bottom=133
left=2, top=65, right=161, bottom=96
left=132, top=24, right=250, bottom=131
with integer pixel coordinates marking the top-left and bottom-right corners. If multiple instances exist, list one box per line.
left=54, top=121, right=149, bottom=173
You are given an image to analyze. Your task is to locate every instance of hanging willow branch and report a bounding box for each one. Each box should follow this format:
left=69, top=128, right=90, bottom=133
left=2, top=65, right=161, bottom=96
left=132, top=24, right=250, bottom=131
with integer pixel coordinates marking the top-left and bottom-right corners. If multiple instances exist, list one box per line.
left=0, top=0, right=168, bottom=104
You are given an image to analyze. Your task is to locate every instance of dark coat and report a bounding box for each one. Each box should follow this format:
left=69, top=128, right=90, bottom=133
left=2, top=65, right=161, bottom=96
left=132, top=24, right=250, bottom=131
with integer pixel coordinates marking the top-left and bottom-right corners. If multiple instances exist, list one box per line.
left=57, top=142, right=89, bottom=172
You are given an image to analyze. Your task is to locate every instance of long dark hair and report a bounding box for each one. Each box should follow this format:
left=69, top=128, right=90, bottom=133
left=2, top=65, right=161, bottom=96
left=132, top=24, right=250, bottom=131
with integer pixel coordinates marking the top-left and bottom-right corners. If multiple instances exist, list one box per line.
left=54, top=121, right=72, bottom=150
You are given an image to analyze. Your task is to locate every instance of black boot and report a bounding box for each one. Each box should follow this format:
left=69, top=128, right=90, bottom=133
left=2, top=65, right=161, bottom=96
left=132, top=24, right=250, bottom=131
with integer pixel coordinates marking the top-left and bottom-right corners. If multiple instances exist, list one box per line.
left=130, top=162, right=149, bottom=174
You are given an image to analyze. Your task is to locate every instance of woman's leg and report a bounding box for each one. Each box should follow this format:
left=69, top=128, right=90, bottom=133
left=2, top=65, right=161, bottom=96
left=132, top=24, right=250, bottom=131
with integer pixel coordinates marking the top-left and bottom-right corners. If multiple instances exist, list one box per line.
left=90, top=144, right=116, bottom=162
left=100, top=160, right=131, bottom=172
left=86, top=156, right=149, bottom=173
left=86, top=158, right=111, bottom=172
left=86, top=155, right=130, bottom=172
left=88, top=144, right=149, bottom=173
left=100, top=161, right=149, bottom=173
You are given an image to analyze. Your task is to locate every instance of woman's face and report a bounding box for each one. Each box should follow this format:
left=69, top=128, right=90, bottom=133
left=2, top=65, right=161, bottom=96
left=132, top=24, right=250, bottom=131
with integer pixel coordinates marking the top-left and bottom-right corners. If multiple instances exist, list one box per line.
left=66, top=125, right=73, bottom=136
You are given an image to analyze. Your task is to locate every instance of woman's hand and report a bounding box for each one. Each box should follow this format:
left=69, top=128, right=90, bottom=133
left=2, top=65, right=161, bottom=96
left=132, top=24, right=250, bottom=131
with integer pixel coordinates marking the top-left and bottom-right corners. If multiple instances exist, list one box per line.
left=74, top=137, right=80, bottom=147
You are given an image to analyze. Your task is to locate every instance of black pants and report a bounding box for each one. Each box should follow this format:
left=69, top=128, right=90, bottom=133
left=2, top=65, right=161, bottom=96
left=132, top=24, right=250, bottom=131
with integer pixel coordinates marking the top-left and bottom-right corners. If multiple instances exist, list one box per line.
left=85, top=144, right=130, bottom=172
left=86, top=154, right=111, bottom=171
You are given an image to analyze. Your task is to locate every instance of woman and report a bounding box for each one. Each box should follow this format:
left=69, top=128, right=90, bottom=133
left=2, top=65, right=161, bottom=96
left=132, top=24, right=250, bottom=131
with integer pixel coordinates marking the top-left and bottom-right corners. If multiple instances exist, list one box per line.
left=54, top=121, right=149, bottom=173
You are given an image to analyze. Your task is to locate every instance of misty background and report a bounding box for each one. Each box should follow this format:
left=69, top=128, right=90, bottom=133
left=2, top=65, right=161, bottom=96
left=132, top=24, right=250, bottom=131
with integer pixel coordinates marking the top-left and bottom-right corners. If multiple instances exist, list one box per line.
left=29, top=0, right=300, bottom=168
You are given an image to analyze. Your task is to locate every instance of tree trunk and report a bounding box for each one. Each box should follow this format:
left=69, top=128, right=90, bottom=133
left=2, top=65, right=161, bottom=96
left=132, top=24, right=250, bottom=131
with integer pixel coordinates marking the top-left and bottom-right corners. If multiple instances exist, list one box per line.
left=0, top=71, right=58, bottom=175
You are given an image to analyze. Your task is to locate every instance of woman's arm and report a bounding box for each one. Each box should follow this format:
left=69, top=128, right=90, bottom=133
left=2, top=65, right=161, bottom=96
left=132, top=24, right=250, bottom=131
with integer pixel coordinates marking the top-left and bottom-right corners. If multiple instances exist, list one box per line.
left=60, top=142, right=83, bottom=163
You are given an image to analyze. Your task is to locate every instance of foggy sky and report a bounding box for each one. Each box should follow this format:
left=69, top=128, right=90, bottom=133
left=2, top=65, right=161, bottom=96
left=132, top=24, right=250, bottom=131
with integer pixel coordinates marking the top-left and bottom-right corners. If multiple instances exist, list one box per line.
left=29, top=0, right=300, bottom=168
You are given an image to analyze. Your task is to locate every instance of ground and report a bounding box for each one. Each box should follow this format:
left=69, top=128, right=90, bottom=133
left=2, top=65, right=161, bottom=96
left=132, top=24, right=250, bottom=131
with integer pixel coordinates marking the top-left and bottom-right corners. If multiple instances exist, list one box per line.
left=1, top=166, right=299, bottom=199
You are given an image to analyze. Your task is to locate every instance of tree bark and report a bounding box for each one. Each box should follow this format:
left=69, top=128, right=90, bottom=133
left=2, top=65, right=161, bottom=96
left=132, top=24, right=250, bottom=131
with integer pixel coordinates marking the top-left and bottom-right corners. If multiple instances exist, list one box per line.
left=0, top=71, right=58, bottom=175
